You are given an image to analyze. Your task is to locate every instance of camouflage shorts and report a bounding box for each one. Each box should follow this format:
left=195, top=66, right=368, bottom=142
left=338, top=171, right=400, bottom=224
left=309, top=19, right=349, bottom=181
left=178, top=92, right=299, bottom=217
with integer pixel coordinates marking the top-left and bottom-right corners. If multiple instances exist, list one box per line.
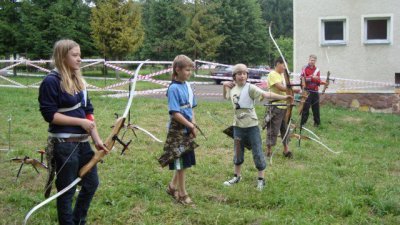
left=158, top=119, right=198, bottom=167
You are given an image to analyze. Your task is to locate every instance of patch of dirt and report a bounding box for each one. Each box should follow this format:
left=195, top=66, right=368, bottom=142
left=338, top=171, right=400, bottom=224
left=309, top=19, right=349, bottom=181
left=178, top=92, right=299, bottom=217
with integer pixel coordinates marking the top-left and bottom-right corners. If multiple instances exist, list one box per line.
left=389, top=160, right=400, bottom=176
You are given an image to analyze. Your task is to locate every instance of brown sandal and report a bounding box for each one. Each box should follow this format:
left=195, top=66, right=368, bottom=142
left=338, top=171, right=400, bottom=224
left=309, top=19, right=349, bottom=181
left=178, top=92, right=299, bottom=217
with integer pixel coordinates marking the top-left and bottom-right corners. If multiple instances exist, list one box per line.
left=178, top=195, right=195, bottom=206
left=166, top=184, right=178, bottom=200
left=283, top=150, right=293, bottom=158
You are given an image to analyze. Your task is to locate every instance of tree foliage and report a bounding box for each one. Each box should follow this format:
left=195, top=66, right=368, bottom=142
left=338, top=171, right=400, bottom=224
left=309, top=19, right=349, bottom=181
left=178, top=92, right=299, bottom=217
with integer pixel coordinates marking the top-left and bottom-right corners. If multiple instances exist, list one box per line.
left=269, top=36, right=293, bottom=69
left=259, top=0, right=293, bottom=38
left=91, top=0, right=144, bottom=60
left=0, top=0, right=96, bottom=59
left=0, top=0, right=294, bottom=65
left=138, top=0, right=187, bottom=60
left=0, top=1, right=21, bottom=57
left=215, top=0, right=268, bottom=65
left=181, top=0, right=225, bottom=60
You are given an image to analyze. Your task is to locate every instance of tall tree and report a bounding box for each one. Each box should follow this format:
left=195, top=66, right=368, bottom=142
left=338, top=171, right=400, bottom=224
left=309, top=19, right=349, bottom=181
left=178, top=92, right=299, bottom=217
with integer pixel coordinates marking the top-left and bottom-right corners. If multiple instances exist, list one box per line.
left=91, top=0, right=144, bottom=60
left=181, top=0, right=225, bottom=60
left=17, top=0, right=96, bottom=59
left=215, top=0, right=268, bottom=65
left=258, top=0, right=293, bottom=67
left=258, top=0, right=293, bottom=38
left=139, top=0, right=186, bottom=60
left=0, top=0, right=22, bottom=59
left=269, top=36, right=293, bottom=68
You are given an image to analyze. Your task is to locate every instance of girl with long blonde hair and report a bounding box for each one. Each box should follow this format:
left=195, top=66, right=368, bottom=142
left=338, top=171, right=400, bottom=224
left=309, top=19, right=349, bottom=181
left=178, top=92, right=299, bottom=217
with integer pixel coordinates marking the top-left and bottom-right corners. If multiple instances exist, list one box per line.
left=38, top=39, right=106, bottom=225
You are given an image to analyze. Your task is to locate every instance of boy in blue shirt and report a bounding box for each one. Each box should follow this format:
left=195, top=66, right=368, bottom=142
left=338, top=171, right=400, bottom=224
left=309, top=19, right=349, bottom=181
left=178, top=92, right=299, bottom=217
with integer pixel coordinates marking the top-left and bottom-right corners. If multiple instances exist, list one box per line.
left=160, top=55, right=198, bottom=206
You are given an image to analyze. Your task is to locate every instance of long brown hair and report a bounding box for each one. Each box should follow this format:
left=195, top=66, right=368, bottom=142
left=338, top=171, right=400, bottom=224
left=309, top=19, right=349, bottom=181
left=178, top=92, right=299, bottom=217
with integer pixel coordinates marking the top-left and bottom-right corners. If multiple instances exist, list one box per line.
left=52, top=39, right=85, bottom=95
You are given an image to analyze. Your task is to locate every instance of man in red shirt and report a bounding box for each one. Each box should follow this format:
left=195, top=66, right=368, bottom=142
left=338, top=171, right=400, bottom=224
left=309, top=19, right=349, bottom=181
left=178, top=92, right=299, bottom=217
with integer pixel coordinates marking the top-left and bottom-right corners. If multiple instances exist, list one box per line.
left=300, top=54, right=321, bottom=127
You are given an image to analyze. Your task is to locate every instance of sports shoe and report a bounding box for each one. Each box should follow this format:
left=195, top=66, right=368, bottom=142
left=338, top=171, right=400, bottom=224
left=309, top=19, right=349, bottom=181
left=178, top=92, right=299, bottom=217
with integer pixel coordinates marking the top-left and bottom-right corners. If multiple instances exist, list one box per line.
left=223, top=175, right=241, bottom=186
left=257, top=178, right=266, bottom=191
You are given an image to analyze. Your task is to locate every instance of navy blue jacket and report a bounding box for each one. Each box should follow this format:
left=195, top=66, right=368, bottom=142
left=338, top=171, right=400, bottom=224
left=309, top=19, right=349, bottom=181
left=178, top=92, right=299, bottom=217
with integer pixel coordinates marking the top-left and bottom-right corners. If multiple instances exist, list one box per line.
left=38, top=71, right=94, bottom=135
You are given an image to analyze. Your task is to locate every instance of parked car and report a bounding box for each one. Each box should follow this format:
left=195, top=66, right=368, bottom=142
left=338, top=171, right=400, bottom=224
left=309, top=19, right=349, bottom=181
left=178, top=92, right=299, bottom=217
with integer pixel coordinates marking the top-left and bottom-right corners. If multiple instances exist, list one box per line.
left=211, top=65, right=269, bottom=84
left=211, top=66, right=233, bottom=84
left=254, top=65, right=271, bottom=71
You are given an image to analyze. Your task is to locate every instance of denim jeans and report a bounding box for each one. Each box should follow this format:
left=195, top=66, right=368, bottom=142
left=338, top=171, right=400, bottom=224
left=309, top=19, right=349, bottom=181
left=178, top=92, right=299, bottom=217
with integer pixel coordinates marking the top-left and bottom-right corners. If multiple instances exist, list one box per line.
left=233, top=126, right=266, bottom=171
left=54, top=141, right=99, bottom=225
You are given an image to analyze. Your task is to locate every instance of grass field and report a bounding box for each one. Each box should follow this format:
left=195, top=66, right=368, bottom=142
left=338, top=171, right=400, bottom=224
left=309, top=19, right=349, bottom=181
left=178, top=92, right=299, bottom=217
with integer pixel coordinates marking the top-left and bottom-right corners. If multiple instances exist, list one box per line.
left=0, top=87, right=399, bottom=225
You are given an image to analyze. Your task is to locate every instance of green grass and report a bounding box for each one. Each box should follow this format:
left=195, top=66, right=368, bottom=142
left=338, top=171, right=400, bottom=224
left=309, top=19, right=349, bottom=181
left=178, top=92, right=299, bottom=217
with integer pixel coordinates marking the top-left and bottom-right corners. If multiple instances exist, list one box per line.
left=0, top=88, right=399, bottom=225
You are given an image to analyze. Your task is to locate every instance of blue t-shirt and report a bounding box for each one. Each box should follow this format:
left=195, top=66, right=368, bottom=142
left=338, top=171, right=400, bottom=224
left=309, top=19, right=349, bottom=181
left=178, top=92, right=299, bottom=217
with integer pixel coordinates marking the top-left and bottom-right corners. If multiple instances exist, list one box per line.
left=167, top=80, right=197, bottom=122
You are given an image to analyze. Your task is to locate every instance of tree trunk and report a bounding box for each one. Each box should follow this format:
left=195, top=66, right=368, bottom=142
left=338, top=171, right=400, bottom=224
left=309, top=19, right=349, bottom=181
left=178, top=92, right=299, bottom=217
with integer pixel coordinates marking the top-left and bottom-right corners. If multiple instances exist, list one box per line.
left=13, top=52, right=17, bottom=76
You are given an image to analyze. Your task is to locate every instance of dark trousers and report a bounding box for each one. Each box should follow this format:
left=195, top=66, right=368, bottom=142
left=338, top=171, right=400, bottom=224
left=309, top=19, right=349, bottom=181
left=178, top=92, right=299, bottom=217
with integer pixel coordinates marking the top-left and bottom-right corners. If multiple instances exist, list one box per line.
left=233, top=126, right=266, bottom=171
left=301, top=91, right=320, bottom=126
left=54, top=141, right=99, bottom=225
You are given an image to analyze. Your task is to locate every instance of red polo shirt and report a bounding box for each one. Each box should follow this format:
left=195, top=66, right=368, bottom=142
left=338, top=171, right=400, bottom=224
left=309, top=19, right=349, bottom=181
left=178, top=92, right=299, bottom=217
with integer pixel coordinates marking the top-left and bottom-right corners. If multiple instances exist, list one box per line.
left=301, top=64, right=321, bottom=91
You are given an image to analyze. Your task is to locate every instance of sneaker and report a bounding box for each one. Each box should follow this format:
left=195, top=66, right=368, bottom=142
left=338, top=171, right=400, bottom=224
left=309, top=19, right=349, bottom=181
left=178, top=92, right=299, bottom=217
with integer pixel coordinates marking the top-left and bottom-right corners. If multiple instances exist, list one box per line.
left=223, top=175, right=241, bottom=186
left=257, top=179, right=265, bottom=191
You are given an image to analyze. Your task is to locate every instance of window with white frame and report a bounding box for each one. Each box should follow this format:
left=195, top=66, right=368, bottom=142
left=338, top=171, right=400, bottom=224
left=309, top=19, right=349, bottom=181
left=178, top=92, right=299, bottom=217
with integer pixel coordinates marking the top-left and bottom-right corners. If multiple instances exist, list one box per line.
left=320, top=18, right=347, bottom=45
left=363, top=15, right=392, bottom=44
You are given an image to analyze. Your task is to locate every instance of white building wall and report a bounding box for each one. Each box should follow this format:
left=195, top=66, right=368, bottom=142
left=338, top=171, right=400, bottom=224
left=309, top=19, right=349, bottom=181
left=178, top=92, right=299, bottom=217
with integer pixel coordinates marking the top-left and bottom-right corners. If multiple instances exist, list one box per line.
left=294, top=0, right=400, bottom=83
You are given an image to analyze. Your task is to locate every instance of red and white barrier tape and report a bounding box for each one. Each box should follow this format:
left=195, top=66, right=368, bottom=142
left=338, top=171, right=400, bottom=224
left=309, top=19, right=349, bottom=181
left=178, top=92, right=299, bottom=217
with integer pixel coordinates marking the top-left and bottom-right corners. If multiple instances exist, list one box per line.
left=28, top=81, right=43, bottom=87
left=106, top=60, right=172, bottom=65
left=195, top=60, right=270, bottom=73
left=140, top=68, right=172, bottom=79
left=86, top=83, right=101, bottom=89
left=194, top=74, right=263, bottom=83
left=0, top=61, right=25, bottom=72
left=292, top=73, right=399, bottom=89
left=104, top=63, right=170, bottom=88
left=2, top=59, right=398, bottom=94
left=0, top=75, right=26, bottom=87
left=140, top=78, right=170, bottom=87
left=0, top=84, right=26, bottom=88
left=195, top=60, right=231, bottom=67
left=81, top=60, right=104, bottom=69
left=25, top=62, right=51, bottom=73
left=189, top=81, right=215, bottom=85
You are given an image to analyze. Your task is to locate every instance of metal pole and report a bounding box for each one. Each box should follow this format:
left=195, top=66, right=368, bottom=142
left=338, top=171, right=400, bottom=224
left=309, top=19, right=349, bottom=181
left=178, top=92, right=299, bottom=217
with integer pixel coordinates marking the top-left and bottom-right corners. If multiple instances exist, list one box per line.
left=8, top=115, right=11, bottom=151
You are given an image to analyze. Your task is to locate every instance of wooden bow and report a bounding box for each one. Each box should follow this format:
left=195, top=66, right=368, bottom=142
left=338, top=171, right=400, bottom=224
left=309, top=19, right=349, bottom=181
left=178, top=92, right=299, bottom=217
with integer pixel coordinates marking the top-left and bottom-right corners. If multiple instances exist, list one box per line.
left=321, top=71, right=335, bottom=95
